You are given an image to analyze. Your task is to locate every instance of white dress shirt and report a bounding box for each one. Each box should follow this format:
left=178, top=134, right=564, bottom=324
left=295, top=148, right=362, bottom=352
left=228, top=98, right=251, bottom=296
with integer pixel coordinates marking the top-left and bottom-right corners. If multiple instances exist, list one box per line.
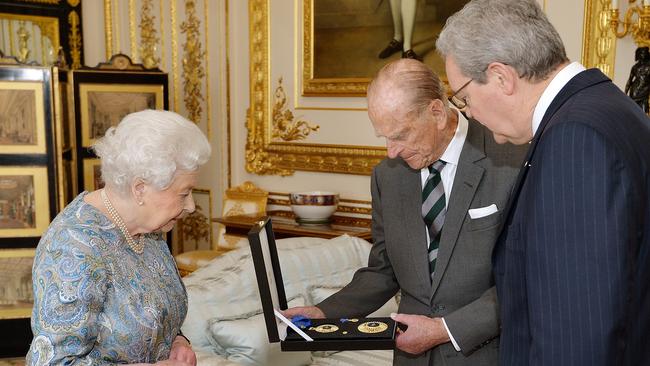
left=532, top=62, right=586, bottom=136
left=419, top=109, right=468, bottom=352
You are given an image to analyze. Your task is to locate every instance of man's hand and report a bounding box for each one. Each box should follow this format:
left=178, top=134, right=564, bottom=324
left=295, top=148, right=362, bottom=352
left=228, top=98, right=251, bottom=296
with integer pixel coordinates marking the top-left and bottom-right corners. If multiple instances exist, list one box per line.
left=391, top=313, right=450, bottom=355
left=281, top=306, right=326, bottom=319
left=168, top=335, right=197, bottom=366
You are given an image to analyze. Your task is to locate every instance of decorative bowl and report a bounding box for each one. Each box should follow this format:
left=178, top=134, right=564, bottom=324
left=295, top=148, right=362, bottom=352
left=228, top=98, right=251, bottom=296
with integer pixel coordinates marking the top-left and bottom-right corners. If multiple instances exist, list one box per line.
left=289, top=191, right=339, bottom=224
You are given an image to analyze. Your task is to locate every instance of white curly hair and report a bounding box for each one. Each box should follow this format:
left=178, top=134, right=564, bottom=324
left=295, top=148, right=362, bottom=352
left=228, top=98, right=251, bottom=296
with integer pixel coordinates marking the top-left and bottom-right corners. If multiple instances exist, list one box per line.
left=92, top=109, right=211, bottom=195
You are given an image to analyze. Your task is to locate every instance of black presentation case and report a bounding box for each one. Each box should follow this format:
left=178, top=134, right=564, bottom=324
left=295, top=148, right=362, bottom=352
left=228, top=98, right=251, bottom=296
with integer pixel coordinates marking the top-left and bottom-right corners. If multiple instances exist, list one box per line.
left=248, top=217, right=397, bottom=351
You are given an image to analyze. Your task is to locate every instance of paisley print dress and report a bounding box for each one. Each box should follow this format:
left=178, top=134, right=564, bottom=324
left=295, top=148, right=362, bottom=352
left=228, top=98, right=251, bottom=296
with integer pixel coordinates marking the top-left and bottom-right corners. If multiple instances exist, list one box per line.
left=27, top=192, right=188, bottom=365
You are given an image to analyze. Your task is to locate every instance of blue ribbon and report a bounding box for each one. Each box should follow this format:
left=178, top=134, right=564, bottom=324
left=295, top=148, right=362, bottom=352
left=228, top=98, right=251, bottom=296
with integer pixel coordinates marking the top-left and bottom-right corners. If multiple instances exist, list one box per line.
left=291, top=315, right=312, bottom=329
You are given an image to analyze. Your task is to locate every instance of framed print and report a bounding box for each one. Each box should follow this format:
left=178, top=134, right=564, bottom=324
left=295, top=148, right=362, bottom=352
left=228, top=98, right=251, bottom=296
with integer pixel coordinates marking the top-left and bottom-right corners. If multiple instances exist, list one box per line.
left=0, top=248, right=35, bottom=321
left=71, top=55, right=169, bottom=196
left=0, top=167, right=50, bottom=239
left=82, top=158, right=102, bottom=192
left=79, top=83, right=164, bottom=147
left=0, top=248, right=36, bottom=358
left=0, top=82, right=46, bottom=155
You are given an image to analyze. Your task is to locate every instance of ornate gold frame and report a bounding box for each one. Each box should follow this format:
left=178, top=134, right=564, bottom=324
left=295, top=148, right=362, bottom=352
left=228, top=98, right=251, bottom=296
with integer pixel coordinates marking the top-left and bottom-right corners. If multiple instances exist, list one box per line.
left=0, top=248, right=36, bottom=320
left=0, top=80, right=47, bottom=154
left=78, top=83, right=164, bottom=147
left=581, top=0, right=617, bottom=78
left=246, top=0, right=385, bottom=176
left=301, top=0, right=369, bottom=97
left=0, top=167, right=50, bottom=238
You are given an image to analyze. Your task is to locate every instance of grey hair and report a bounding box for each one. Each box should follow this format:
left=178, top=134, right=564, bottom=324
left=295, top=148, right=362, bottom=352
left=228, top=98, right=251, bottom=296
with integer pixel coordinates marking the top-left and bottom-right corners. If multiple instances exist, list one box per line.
left=93, top=109, right=211, bottom=195
left=367, top=59, right=446, bottom=119
left=436, top=0, right=568, bottom=83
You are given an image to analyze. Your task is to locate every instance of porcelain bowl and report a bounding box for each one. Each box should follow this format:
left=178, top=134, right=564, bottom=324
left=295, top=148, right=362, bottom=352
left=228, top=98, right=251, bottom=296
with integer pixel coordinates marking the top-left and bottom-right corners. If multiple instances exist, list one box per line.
left=289, top=191, right=339, bottom=223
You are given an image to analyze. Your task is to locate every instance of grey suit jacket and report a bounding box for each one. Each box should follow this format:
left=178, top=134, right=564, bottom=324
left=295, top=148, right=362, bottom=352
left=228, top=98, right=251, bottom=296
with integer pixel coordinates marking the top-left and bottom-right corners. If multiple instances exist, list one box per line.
left=318, top=119, right=527, bottom=366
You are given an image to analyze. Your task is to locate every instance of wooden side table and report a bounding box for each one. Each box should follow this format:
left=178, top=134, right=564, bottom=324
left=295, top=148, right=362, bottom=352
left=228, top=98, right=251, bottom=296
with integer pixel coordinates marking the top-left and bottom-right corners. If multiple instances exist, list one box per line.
left=213, top=210, right=372, bottom=241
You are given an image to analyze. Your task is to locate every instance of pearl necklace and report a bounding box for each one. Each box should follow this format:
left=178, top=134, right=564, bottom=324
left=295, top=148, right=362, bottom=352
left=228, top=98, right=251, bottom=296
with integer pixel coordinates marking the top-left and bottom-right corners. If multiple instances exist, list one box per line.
left=100, top=189, right=145, bottom=254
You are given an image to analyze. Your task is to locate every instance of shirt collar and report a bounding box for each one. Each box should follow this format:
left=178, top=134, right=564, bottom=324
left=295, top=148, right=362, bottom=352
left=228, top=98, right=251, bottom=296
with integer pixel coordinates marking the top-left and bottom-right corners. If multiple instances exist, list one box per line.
left=439, top=108, right=468, bottom=167
left=532, top=62, right=586, bottom=136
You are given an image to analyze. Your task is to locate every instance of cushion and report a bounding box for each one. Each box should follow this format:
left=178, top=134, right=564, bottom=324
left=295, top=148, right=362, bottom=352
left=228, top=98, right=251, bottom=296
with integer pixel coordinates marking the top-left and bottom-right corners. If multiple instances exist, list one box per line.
left=309, top=286, right=399, bottom=318
left=207, top=296, right=312, bottom=366
left=182, top=235, right=372, bottom=350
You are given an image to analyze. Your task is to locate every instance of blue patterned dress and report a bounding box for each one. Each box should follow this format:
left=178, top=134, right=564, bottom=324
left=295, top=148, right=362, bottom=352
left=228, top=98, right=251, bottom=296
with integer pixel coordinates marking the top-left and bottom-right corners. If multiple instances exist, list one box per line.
left=27, top=192, right=188, bottom=365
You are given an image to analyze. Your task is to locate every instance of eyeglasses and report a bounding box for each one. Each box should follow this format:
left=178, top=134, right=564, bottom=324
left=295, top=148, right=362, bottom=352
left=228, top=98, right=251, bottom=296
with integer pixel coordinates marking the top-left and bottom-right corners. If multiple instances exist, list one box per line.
left=448, top=78, right=473, bottom=110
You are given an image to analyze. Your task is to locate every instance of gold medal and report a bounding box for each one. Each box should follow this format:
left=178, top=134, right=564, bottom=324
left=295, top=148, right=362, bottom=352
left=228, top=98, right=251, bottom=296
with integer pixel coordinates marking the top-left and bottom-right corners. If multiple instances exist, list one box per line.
left=357, top=321, right=388, bottom=334
left=310, top=324, right=339, bottom=333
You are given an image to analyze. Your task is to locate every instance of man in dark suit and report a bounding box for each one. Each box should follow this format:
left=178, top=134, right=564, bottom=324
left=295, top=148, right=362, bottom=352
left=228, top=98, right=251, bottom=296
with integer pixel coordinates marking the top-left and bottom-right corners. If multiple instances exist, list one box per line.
left=437, top=1, right=650, bottom=365
left=285, top=59, right=527, bottom=365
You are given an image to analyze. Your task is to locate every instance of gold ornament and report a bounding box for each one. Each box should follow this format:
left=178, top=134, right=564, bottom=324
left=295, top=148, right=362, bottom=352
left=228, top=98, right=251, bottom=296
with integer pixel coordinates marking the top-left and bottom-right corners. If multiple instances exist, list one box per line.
left=310, top=324, right=339, bottom=333
left=357, top=321, right=388, bottom=334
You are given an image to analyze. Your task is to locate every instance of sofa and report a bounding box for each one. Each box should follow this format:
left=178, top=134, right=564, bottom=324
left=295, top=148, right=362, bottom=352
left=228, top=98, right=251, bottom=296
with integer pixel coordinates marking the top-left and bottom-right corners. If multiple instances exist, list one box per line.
left=181, top=235, right=397, bottom=366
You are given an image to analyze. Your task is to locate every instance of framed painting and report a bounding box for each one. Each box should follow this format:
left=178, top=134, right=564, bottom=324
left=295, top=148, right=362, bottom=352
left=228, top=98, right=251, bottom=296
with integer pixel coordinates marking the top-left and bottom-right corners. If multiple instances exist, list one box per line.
left=173, top=188, right=212, bottom=255
left=0, top=248, right=35, bottom=321
left=0, top=167, right=50, bottom=240
left=303, top=0, right=470, bottom=96
left=0, top=81, right=46, bottom=155
left=78, top=83, right=164, bottom=147
left=71, top=54, right=169, bottom=196
left=82, top=158, right=102, bottom=192
left=0, top=248, right=35, bottom=358
left=247, top=0, right=387, bottom=176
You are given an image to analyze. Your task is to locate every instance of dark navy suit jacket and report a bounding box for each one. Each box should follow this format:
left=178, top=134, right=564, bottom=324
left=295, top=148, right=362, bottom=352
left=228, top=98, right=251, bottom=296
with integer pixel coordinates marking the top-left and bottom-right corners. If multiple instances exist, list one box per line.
left=493, top=68, right=650, bottom=366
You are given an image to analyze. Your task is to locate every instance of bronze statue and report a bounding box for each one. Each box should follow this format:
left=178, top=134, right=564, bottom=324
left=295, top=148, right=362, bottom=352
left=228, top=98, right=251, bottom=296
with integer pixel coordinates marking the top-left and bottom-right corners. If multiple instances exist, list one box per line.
left=625, top=47, right=650, bottom=113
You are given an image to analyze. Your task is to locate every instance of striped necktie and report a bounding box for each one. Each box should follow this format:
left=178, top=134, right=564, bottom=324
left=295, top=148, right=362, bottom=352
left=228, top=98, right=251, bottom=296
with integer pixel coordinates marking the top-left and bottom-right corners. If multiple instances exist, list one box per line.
left=422, top=160, right=446, bottom=280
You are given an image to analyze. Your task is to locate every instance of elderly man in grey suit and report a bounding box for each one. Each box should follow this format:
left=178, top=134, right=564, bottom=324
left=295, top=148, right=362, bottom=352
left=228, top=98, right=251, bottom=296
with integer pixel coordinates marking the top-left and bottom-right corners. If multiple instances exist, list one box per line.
left=285, top=59, right=526, bottom=365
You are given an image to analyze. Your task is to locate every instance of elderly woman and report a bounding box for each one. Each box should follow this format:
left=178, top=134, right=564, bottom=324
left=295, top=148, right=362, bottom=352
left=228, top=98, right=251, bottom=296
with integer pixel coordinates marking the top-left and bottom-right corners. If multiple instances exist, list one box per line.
left=27, top=110, right=211, bottom=366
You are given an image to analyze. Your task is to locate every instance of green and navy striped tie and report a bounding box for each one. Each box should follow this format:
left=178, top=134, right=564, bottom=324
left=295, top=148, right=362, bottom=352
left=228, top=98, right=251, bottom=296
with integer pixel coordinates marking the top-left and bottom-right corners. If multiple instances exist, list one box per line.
left=422, top=160, right=446, bottom=280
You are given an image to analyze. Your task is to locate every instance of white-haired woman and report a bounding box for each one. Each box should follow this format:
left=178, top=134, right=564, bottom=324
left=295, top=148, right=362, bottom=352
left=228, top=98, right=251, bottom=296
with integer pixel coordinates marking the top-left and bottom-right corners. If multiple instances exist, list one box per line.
left=27, top=110, right=211, bottom=366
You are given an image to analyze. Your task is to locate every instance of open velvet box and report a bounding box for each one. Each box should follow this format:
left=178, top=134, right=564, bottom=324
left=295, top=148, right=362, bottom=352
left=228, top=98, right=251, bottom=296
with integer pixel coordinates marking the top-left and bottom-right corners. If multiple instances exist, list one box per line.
left=248, top=217, right=397, bottom=351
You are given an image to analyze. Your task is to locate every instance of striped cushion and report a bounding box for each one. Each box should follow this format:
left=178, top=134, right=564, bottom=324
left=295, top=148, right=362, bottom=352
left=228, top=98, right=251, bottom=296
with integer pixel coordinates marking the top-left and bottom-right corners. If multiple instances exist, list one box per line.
left=182, top=235, right=372, bottom=351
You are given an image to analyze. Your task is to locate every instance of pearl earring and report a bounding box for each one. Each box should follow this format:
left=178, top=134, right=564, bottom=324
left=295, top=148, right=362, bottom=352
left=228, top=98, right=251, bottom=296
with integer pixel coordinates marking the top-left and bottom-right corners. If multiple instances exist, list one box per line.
left=138, top=201, right=144, bottom=206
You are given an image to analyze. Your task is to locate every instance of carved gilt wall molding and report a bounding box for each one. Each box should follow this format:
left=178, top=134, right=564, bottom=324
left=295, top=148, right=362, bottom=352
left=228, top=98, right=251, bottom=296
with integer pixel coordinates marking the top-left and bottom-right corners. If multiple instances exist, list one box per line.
left=582, top=0, right=616, bottom=78
left=180, top=0, right=205, bottom=123
left=272, top=77, right=319, bottom=141
left=139, top=0, right=160, bottom=69
left=246, top=0, right=386, bottom=176
left=68, top=10, right=81, bottom=68
left=104, top=0, right=113, bottom=60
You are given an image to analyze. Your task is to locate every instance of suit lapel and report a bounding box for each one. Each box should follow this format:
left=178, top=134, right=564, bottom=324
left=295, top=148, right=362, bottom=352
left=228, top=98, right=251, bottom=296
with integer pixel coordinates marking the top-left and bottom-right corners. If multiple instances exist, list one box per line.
left=430, top=120, right=486, bottom=299
left=397, top=163, right=435, bottom=298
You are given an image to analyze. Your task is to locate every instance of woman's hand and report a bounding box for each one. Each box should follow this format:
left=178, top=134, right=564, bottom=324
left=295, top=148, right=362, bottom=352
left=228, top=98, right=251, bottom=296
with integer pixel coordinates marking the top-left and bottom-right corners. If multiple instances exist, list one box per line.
left=167, top=335, right=197, bottom=366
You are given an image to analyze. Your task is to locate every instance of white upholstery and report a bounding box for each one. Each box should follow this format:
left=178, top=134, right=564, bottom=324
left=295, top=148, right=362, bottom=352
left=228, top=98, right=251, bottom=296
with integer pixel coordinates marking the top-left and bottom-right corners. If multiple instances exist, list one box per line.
left=182, top=235, right=394, bottom=366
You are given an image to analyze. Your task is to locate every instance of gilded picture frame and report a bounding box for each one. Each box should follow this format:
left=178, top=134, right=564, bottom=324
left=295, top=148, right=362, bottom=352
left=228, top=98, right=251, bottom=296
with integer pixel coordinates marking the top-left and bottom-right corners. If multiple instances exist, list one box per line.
left=0, top=80, right=47, bottom=154
left=303, top=0, right=469, bottom=97
left=0, top=166, right=50, bottom=239
left=0, top=248, right=35, bottom=321
left=246, top=0, right=386, bottom=176
left=79, top=83, right=164, bottom=147
left=82, top=158, right=102, bottom=192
